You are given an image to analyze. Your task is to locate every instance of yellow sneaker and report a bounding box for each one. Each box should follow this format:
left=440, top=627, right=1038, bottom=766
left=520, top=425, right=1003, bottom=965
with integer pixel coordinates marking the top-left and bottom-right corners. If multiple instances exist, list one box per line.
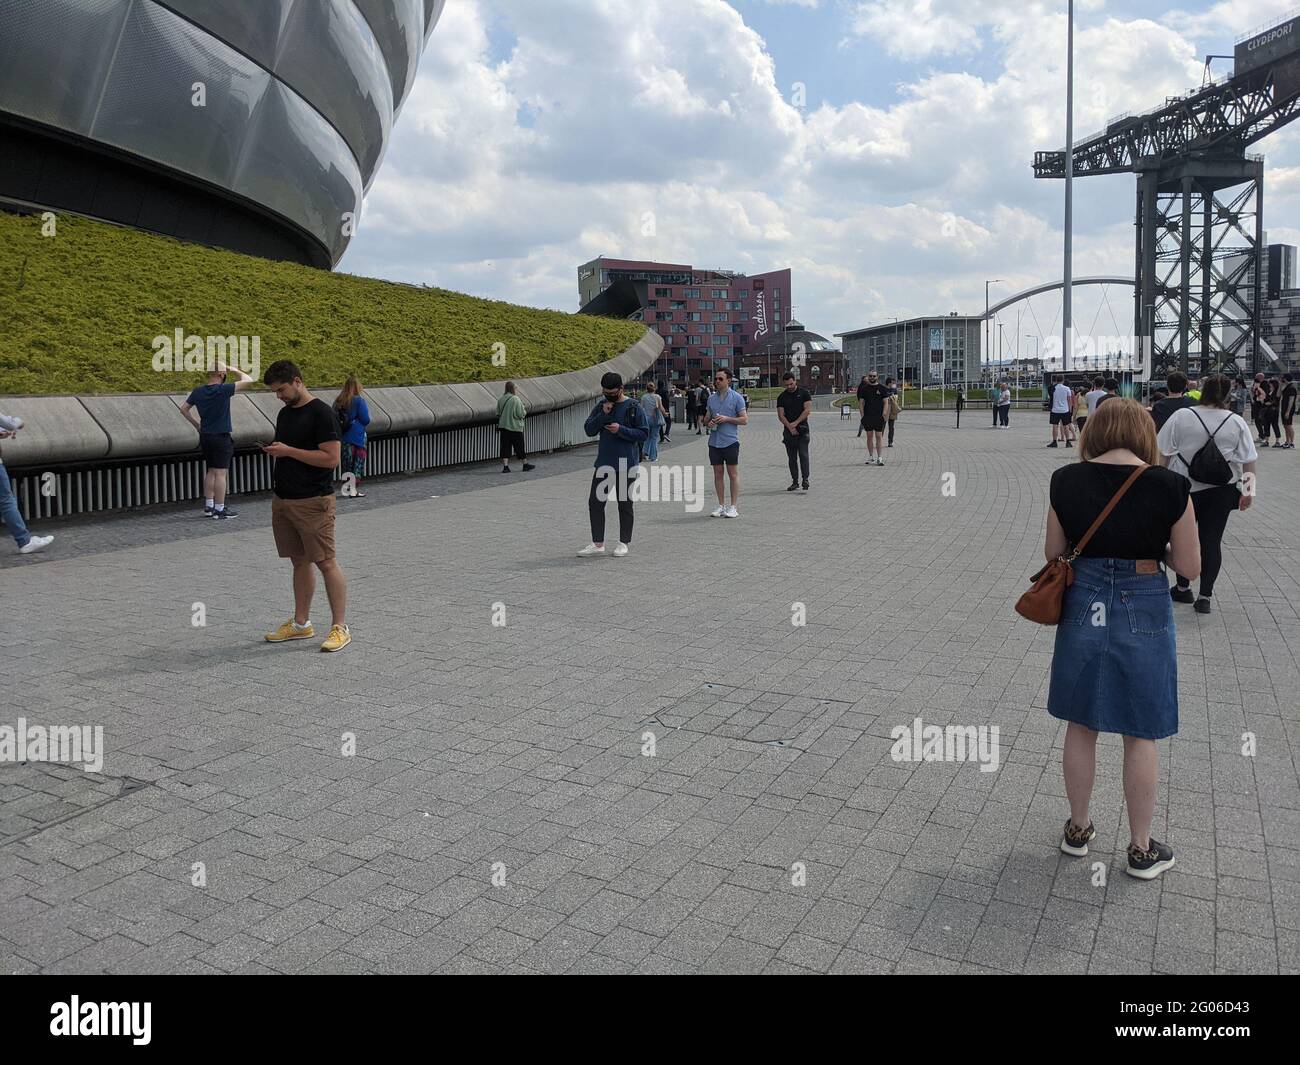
left=265, top=619, right=314, bottom=642
left=320, top=624, right=351, bottom=653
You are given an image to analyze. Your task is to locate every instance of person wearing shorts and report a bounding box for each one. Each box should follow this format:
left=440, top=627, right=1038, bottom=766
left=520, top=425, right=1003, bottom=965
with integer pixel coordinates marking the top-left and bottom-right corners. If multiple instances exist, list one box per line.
left=705, top=368, right=748, bottom=518
left=180, top=361, right=254, bottom=519
left=1047, top=375, right=1074, bottom=447
left=261, top=360, right=351, bottom=653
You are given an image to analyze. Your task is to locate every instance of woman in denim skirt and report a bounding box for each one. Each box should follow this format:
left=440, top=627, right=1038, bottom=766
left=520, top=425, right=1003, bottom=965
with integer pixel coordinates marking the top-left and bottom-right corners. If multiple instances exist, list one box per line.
left=1043, top=399, right=1200, bottom=880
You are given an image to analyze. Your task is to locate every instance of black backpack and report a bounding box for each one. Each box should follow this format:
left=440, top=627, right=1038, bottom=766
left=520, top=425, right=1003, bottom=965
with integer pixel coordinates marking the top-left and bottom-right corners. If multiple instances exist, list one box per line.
left=1185, top=409, right=1234, bottom=486
left=335, top=401, right=351, bottom=437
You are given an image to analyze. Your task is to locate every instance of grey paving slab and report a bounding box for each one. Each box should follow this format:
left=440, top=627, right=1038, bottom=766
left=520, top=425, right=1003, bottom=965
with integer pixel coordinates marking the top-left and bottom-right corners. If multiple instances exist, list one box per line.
left=2, top=411, right=1298, bottom=973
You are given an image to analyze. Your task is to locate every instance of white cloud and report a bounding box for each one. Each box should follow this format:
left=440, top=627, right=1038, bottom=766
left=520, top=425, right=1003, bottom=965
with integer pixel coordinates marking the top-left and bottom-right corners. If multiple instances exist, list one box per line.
left=340, top=0, right=1300, bottom=343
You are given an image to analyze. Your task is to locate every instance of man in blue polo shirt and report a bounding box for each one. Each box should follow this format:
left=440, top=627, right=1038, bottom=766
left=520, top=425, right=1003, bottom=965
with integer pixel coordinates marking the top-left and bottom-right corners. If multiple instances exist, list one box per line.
left=180, top=362, right=255, bottom=519
left=704, top=368, right=748, bottom=518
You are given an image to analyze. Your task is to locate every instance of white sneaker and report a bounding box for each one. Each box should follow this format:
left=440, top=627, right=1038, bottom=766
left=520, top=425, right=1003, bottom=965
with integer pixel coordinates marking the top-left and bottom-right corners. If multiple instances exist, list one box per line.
left=19, top=534, right=53, bottom=554
left=877, top=456, right=884, bottom=466
left=612, top=542, right=629, bottom=557
left=576, top=543, right=605, bottom=557
left=724, top=505, right=739, bottom=519
left=710, top=506, right=726, bottom=518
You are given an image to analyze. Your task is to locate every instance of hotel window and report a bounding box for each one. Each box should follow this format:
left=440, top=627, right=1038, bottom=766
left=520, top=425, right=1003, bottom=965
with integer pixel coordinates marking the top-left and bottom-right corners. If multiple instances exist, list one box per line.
left=684, top=288, right=700, bottom=298
left=740, top=313, right=749, bottom=322
left=646, top=299, right=658, bottom=308
left=671, top=300, right=686, bottom=310
left=655, top=287, right=671, bottom=297
left=701, top=324, right=713, bottom=333
left=731, top=324, right=743, bottom=334
left=727, top=301, right=742, bottom=310
left=713, top=313, right=728, bottom=322
left=738, top=290, right=749, bottom=300
left=655, top=312, right=672, bottom=321
left=672, top=324, right=687, bottom=333
left=712, top=289, right=727, bottom=299
left=698, top=300, right=713, bottom=310
left=687, top=312, right=701, bottom=322
left=688, top=336, right=702, bottom=345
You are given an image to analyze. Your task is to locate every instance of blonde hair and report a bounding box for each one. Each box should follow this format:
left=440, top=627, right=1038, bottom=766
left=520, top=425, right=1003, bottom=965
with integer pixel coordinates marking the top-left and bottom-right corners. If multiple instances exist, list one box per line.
left=335, top=374, right=362, bottom=411
left=1078, top=397, right=1159, bottom=465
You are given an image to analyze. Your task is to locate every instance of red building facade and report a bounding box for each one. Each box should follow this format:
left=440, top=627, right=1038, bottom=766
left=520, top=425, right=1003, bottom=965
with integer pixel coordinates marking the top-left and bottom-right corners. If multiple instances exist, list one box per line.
left=578, top=257, right=792, bottom=385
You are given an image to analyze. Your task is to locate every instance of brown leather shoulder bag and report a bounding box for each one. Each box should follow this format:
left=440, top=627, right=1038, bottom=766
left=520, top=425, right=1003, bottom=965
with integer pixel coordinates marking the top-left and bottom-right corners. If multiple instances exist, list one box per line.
left=1015, top=464, right=1148, bottom=625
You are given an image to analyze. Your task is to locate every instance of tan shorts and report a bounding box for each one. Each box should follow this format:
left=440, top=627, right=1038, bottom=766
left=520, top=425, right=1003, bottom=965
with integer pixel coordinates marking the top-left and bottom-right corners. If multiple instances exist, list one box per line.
left=271, top=494, right=336, bottom=562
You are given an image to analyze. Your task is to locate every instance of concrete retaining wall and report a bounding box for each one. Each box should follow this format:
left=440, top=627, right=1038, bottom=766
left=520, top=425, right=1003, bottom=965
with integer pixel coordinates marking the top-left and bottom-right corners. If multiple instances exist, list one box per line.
left=1, top=328, right=661, bottom=468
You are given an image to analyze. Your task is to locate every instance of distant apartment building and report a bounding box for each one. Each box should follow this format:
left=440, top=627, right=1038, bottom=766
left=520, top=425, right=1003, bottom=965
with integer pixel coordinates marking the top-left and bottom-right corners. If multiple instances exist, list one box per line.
left=836, top=313, right=983, bottom=388
left=577, top=257, right=792, bottom=383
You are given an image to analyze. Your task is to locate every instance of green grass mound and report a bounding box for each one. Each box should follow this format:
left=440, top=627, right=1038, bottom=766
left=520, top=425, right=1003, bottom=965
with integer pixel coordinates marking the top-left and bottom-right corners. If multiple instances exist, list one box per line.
left=0, top=212, right=645, bottom=396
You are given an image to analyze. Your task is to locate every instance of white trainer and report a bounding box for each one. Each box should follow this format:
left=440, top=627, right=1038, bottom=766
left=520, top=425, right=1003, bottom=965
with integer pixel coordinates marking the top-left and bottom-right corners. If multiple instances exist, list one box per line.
left=724, top=505, right=739, bottom=518
left=576, top=543, right=605, bottom=557
left=19, top=534, right=53, bottom=554
left=612, top=542, right=629, bottom=557
left=710, top=506, right=726, bottom=518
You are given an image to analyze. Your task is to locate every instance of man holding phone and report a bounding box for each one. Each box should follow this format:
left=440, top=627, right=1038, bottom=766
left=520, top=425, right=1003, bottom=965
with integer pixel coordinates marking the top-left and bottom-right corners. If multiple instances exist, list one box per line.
left=705, top=368, right=748, bottom=517
left=577, top=371, right=647, bottom=557
left=260, top=360, right=350, bottom=652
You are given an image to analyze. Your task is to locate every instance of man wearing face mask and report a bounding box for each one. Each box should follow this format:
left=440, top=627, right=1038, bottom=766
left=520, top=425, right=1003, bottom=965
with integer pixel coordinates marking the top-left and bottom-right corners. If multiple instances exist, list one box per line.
left=577, top=372, right=648, bottom=558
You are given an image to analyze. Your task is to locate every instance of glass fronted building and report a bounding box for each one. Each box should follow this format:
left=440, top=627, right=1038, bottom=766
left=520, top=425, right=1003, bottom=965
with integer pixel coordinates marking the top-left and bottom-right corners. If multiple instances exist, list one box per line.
left=0, top=0, right=444, bottom=267
left=836, top=314, right=983, bottom=389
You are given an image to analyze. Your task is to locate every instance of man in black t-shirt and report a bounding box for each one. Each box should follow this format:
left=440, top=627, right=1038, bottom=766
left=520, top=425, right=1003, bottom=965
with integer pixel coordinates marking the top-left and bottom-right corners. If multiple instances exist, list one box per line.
left=261, top=360, right=350, bottom=653
left=1150, top=371, right=1196, bottom=431
left=776, top=371, right=812, bottom=491
left=858, top=371, right=890, bottom=465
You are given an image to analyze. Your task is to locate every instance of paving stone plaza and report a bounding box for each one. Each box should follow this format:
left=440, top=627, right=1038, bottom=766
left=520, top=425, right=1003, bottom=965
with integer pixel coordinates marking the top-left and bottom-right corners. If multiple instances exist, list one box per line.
left=2, top=409, right=1298, bottom=975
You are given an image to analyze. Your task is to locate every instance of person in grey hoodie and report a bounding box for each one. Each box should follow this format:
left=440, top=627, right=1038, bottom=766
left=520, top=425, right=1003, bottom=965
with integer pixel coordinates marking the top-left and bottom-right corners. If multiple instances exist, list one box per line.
left=577, top=372, right=647, bottom=558
left=0, top=412, right=54, bottom=554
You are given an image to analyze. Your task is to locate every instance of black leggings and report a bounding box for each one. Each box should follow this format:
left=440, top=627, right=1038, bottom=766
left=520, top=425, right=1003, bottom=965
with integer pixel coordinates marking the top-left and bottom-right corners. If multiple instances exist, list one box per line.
left=588, top=471, right=633, bottom=544
left=1176, top=484, right=1240, bottom=597
left=887, top=418, right=897, bottom=444
left=1256, top=406, right=1280, bottom=440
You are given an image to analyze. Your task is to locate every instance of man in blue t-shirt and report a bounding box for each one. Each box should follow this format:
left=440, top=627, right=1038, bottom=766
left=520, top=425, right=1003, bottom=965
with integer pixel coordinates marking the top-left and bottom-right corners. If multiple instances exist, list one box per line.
left=180, top=362, right=255, bottom=519
left=704, top=368, right=748, bottom=518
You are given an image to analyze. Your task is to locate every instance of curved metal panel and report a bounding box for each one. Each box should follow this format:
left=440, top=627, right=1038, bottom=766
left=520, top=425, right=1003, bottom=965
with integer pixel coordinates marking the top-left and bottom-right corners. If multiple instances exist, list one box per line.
left=92, top=0, right=269, bottom=189
left=424, top=0, right=447, bottom=39
left=0, top=0, right=131, bottom=135
left=351, top=0, right=422, bottom=107
left=275, top=0, right=392, bottom=183
left=154, top=0, right=294, bottom=70
left=233, top=80, right=362, bottom=262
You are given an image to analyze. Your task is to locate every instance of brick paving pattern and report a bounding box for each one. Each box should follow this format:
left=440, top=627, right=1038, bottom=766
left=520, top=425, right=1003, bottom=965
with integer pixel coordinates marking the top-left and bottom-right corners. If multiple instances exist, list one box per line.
left=2, top=409, right=1297, bottom=974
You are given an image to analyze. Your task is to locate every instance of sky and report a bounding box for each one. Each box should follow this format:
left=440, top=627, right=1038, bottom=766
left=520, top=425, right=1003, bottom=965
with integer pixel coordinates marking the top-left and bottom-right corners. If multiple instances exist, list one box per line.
left=338, top=0, right=1300, bottom=343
